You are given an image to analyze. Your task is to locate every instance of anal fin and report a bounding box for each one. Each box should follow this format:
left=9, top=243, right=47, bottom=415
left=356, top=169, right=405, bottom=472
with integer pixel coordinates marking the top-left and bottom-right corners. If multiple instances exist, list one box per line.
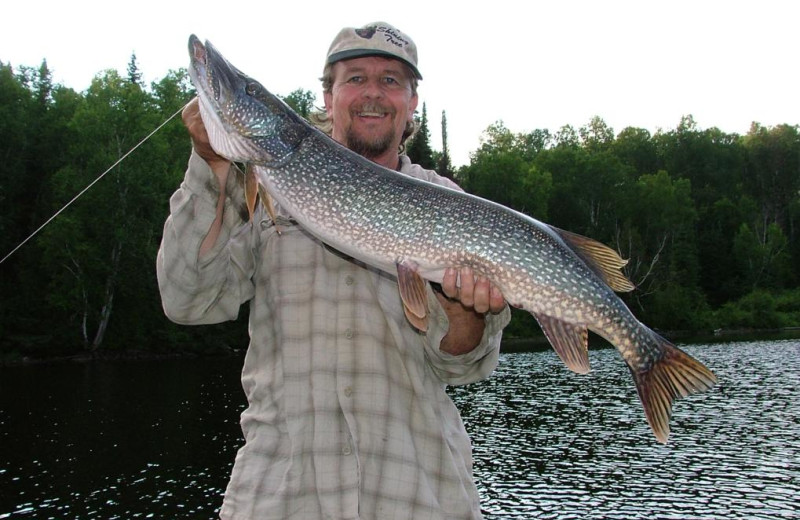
left=534, top=313, right=591, bottom=374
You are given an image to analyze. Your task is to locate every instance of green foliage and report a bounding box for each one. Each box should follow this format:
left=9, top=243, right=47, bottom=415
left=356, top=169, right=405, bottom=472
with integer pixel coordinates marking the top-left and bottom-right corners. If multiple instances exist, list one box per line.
left=461, top=115, right=799, bottom=335
left=0, top=60, right=194, bottom=358
left=732, top=222, right=793, bottom=291
left=645, top=283, right=711, bottom=331
left=461, top=122, right=552, bottom=217
left=436, top=110, right=453, bottom=179
left=280, top=89, right=316, bottom=120
left=1, top=51, right=799, bottom=359
left=713, top=289, right=800, bottom=330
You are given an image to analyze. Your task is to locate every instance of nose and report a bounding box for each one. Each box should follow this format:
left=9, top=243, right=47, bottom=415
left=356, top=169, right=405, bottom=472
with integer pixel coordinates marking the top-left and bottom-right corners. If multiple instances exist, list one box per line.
left=360, top=78, right=384, bottom=99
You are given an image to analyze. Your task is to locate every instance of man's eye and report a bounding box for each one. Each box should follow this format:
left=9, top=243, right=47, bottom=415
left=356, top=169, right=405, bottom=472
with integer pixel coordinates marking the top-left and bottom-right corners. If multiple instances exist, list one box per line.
left=347, top=76, right=364, bottom=84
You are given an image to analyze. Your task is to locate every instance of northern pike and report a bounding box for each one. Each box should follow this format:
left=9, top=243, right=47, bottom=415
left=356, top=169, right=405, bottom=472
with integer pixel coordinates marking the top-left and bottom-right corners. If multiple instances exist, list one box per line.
left=187, top=35, right=716, bottom=443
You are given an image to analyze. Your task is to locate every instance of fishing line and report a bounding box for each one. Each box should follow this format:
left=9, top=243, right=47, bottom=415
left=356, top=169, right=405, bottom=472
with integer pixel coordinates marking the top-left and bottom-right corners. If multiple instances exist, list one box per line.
left=0, top=102, right=189, bottom=265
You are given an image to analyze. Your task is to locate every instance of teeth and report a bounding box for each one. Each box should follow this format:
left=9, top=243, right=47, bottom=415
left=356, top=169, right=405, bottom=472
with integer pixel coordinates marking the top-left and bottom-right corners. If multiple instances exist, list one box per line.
left=358, top=112, right=385, bottom=117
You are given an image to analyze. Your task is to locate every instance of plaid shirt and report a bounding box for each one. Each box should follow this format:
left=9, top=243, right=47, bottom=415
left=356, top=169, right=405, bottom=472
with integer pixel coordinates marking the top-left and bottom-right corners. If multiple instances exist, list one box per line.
left=157, top=152, right=510, bottom=520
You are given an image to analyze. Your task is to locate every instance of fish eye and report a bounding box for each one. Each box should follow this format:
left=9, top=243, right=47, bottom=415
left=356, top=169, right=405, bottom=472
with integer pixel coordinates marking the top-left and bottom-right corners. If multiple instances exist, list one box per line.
left=245, top=82, right=260, bottom=96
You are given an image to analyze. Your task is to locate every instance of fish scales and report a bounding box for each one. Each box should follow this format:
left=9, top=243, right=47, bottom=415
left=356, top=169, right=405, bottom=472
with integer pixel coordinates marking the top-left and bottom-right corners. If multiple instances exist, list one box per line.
left=188, top=35, right=716, bottom=443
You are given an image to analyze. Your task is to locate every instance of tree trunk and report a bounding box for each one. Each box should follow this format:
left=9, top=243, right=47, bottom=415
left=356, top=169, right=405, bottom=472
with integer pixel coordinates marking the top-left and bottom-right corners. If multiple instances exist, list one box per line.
left=90, top=240, right=122, bottom=351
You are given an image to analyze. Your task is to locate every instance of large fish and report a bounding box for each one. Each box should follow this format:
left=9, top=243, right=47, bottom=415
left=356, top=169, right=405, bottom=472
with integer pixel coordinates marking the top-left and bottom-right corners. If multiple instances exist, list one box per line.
left=187, top=35, right=716, bottom=443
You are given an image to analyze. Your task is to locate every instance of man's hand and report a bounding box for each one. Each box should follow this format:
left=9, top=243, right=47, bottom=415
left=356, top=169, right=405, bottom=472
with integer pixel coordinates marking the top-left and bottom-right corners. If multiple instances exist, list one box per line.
left=182, top=97, right=231, bottom=185
left=440, top=267, right=505, bottom=314
left=435, top=267, right=506, bottom=355
left=185, top=97, right=234, bottom=257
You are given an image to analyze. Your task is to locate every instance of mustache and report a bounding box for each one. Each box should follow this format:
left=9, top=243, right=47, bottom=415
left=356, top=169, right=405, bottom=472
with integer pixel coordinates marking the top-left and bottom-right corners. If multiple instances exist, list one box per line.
left=353, top=103, right=396, bottom=116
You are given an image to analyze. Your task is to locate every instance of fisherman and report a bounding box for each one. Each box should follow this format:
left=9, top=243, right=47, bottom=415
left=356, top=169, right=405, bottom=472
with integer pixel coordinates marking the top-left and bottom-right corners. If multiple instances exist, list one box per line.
left=157, top=21, right=511, bottom=519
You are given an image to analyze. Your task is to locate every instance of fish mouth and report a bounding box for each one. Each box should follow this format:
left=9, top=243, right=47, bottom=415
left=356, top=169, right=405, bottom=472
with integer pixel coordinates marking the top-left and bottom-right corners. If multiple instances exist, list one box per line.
left=189, top=35, right=243, bottom=105
left=187, top=35, right=275, bottom=163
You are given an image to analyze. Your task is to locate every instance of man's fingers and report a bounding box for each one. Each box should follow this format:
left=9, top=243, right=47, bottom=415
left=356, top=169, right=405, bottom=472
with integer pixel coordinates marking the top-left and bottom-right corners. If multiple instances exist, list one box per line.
left=440, top=267, right=506, bottom=314
left=442, top=268, right=459, bottom=299
left=458, top=267, right=475, bottom=307
left=489, top=285, right=506, bottom=313
left=472, top=277, right=491, bottom=313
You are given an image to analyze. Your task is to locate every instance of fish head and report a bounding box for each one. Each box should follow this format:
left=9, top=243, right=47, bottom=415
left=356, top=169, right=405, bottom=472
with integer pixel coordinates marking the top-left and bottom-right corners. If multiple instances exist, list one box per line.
left=188, top=35, right=308, bottom=164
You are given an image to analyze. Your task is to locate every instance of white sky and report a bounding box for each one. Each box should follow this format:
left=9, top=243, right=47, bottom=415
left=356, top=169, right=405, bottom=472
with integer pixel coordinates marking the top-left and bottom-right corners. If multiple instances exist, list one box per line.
left=3, top=0, right=797, bottom=167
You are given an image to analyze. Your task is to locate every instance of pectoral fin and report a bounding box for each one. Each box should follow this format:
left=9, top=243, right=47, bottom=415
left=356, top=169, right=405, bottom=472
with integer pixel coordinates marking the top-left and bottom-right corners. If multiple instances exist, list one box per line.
left=245, top=164, right=282, bottom=234
left=396, top=261, right=429, bottom=332
left=257, top=181, right=281, bottom=235
left=244, top=164, right=259, bottom=223
left=534, top=313, right=591, bottom=374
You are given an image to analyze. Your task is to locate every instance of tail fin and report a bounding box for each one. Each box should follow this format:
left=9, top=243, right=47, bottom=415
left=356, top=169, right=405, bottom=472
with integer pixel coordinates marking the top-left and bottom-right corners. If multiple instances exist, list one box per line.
left=631, top=336, right=717, bottom=443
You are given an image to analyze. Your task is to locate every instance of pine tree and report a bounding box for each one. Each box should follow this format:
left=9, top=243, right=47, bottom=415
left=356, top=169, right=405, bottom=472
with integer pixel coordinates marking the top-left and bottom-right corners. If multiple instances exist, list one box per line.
left=127, top=53, right=143, bottom=86
left=437, top=110, right=454, bottom=179
left=406, top=102, right=435, bottom=169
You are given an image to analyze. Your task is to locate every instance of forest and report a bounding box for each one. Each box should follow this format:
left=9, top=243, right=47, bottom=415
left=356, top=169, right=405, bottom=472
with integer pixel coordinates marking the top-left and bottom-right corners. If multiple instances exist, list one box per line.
left=1, top=58, right=798, bottom=361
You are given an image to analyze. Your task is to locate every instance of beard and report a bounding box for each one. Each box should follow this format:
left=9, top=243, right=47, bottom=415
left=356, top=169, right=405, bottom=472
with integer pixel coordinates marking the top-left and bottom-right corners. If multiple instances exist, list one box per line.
left=342, top=103, right=398, bottom=160
left=344, top=127, right=395, bottom=159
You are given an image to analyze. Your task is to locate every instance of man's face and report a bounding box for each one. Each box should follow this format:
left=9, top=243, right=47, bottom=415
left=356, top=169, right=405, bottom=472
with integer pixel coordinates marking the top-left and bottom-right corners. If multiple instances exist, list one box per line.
left=324, top=56, right=418, bottom=162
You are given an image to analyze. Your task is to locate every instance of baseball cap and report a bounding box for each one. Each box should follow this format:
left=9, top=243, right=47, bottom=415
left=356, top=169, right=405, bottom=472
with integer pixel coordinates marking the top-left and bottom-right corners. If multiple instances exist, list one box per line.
left=326, top=22, right=422, bottom=80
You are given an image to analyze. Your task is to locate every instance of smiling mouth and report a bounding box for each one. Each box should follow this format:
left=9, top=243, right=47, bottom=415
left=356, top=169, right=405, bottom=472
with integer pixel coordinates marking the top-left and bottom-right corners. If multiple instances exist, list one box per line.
left=357, top=111, right=388, bottom=118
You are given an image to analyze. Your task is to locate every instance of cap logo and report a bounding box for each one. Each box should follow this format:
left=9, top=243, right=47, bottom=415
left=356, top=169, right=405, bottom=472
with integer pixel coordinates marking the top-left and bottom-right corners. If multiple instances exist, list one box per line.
left=355, top=26, right=377, bottom=39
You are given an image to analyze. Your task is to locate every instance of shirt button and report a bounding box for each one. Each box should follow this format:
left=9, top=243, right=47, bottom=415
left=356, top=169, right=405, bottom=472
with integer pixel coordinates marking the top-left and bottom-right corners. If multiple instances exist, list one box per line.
left=342, top=444, right=352, bottom=455
left=344, top=386, right=353, bottom=397
left=344, top=329, right=353, bottom=339
left=345, top=276, right=354, bottom=286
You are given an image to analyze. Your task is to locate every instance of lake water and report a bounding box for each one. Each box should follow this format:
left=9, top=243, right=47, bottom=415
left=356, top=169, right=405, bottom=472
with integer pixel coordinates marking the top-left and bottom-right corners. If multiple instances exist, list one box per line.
left=1, top=340, right=798, bottom=519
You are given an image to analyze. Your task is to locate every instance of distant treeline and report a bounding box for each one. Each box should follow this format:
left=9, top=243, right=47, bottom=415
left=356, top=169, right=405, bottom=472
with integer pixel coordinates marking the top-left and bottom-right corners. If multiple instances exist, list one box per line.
left=406, top=111, right=800, bottom=339
left=1, top=58, right=798, bottom=361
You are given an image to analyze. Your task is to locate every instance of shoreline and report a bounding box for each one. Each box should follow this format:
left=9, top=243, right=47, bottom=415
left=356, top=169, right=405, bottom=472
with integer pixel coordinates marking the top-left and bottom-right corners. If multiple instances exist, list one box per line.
left=4, top=328, right=800, bottom=366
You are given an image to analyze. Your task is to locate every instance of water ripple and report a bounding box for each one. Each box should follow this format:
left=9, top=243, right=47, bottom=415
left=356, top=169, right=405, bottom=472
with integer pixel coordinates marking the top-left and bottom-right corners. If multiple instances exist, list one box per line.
left=1, top=341, right=798, bottom=518
left=449, top=340, right=800, bottom=519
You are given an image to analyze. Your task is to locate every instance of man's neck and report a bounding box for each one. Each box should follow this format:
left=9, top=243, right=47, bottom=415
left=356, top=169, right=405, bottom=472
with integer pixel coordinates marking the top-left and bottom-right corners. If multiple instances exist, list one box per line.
left=369, top=151, right=402, bottom=171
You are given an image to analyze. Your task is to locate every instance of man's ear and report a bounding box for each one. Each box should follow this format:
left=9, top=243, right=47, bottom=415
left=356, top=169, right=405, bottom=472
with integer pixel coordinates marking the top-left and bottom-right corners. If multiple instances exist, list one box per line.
left=408, top=93, right=419, bottom=121
left=324, top=91, right=333, bottom=117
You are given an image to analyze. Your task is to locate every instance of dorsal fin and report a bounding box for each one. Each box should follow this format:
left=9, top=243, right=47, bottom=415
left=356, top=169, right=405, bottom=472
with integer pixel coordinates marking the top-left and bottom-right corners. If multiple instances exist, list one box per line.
left=550, top=226, right=635, bottom=292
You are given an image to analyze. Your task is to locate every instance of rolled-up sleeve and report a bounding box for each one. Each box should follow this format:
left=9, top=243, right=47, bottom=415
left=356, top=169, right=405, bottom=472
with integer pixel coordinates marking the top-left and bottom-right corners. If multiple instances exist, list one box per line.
left=156, top=151, right=256, bottom=325
left=422, top=286, right=511, bottom=385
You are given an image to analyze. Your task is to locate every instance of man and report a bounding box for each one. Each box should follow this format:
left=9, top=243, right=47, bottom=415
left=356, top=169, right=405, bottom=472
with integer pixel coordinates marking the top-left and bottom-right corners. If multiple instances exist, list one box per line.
left=157, top=22, right=511, bottom=520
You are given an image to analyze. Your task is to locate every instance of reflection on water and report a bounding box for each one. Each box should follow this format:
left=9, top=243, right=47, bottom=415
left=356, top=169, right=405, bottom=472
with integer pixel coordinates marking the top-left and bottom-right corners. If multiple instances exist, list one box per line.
left=451, top=340, right=800, bottom=519
left=0, top=359, right=245, bottom=519
left=1, top=340, right=798, bottom=519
